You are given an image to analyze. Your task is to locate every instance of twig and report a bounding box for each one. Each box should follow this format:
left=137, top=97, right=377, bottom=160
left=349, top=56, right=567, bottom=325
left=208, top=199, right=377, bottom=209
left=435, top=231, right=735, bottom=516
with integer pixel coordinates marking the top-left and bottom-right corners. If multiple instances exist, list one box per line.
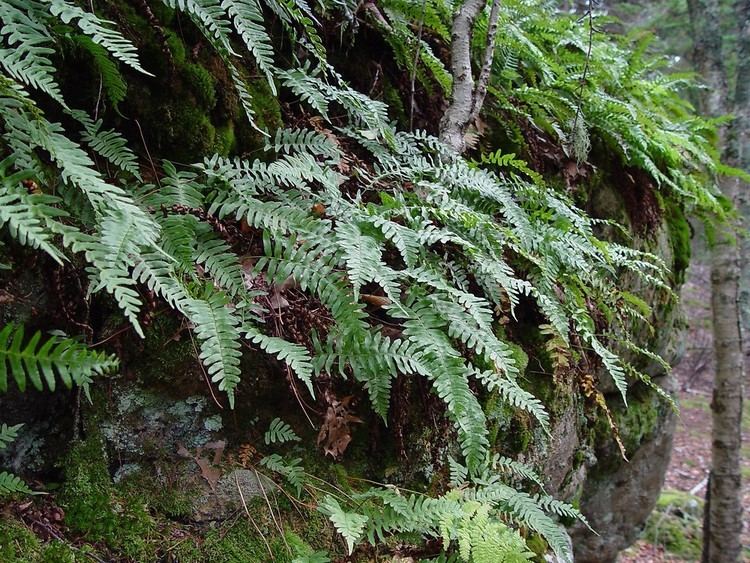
left=235, top=472, right=275, bottom=560
left=254, top=468, right=290, bottom=555
left=134, top=118, right=161, bottom=186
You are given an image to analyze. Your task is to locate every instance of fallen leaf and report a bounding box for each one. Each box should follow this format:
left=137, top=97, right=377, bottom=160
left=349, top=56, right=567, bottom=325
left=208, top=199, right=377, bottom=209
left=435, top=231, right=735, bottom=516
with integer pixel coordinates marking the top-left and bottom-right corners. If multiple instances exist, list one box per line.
left=195, top=456, right=222, bottom=490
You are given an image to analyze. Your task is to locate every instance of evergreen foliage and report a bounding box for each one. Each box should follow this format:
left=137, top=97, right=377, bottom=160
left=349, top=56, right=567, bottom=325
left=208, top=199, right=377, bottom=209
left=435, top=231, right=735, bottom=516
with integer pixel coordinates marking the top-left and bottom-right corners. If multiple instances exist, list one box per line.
left=0, top=326, right=116, bottom=496
left=0, top=0, right=725, bottom=558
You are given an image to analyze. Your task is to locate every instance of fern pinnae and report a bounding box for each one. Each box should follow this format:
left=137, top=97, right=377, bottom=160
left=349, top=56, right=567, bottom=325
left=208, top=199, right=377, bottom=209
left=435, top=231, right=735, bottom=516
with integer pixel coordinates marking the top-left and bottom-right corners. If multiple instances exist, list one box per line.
left=245, top=325, right=315, bottom=396
left=46, top=0, right=153, bottom=76
left=221, top=0, right=277, bottom=92
left=185, top=289, right=243, bottom=407
left=0, top=2, right=64, bottom=105
left=0, top=323, right=118, bottom=393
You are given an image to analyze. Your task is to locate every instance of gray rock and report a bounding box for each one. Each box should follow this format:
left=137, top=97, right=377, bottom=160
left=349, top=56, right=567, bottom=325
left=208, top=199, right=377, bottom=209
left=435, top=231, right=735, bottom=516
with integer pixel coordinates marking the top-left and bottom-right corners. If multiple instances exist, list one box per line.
left=570, top=383, right=677, bottom=563
left=191, top=469, right=277, bottom=522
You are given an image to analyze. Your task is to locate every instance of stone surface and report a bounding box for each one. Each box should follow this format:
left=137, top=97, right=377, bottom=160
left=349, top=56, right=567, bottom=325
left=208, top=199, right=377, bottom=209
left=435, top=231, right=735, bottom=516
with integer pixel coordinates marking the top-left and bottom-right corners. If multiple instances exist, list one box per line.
left=99, top=382, right=223, bottom=463
left=571, top=379, right=678, bottom=562
left=191, top=469, right=277, bottom=522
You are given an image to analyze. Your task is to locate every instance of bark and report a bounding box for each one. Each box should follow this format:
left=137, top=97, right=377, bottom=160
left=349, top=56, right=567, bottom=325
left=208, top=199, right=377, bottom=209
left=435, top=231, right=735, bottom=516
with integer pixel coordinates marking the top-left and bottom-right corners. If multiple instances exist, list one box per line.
left=687, top=0, right=728, bottom=119
left=732, top=0, right=750, bottom=349
left=439, top=0, right=500, bottom=153
left=688, top=0, right=746, bottom=561
left=469, top=0, right=501, bottom=124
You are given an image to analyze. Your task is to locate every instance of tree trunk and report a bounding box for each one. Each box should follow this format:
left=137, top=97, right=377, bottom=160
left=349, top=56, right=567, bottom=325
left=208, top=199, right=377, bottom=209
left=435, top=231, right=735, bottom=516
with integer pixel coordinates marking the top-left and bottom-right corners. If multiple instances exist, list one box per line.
left=688, top=0, right=746, bottom=560
left=439, top=0, right=500, bottom=153
left=733, top=0, right=750, bottom=349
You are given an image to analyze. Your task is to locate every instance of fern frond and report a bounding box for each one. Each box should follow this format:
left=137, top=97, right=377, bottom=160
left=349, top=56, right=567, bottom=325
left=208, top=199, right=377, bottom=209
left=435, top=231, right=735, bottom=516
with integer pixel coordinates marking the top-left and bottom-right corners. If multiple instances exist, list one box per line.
left=320, top=496, right=369, bottom=555
left=221, top=0, right=276, bottom=92
left=0, top=324, right=118, bottom=394
left=185, top=289, right=243, bottom=407
left=264, top=418, right=301, bottom=444
left=260, top=453, right=306, bottom=495
left=0, top=1, right=63, bottom=104
left=73, top=112, right=141, bottom=179
left=0, top=423, right=22, bottom=450
left=246, top=326, right=315, bottom=396
left=0, top=157, right=67, bottom=263
left=0, top=471, right=33, bottom=496
left=47, top=0, right=152, bottom=75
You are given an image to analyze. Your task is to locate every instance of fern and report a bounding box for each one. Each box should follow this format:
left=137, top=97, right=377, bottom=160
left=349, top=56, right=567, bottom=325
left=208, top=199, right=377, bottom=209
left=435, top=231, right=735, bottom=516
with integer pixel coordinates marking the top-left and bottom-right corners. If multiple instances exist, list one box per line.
left=0, top=157, right=67, bottom=264
left=260, top=453, right=306, bottom=495
left=0, top=423, right=22, bottom=450
left=69, top=34, right=128, bottom=108
left=222, top=0, right=276, bottom=92
left=0, top=471, right=33, bottom=496
left=0, top=324, right=118, bottom=394
left=73, top=111, right=141, bottom=179
left=246, top=326, right=315, bottom=396
left=320, top=496, right=369, bottom=554
left=0, top=1, right=63, bottom=104
left=264, top=417, right=301, bottom=444
left=185, top=289, right=243, bottom=407
left=47, top=0, right=152, bottom=75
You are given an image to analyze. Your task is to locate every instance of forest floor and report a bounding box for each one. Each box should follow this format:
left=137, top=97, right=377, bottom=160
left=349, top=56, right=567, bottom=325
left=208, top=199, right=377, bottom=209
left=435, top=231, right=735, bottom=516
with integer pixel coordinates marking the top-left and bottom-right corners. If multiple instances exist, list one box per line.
left=619, top=257, right=750, bottom=562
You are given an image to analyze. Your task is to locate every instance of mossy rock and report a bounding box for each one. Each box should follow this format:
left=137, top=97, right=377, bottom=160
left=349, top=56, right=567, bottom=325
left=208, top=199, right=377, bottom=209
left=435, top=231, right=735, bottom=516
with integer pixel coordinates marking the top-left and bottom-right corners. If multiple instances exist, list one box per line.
left=642, top=489, right=703, bottom=559
left=59, top=433, right=159, bottom=561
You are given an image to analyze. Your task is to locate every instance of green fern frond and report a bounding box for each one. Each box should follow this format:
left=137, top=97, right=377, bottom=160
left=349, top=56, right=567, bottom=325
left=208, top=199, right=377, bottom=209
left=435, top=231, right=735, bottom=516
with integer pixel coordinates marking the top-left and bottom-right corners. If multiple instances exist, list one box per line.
left=222, top=0, right=276, bottom=92
left=0, top=471, right=33, bottom=496
left=264, top=418, right=301, bottom=444
left=73, top=112, right=141, bottom=179
left=320, top=496, right=369, bottom=555
left=0, top=423, right=22, bottom=450
left=260, top=453, right=306, bottom=495
left=47, top=0, right=152, bottom=75
left=163, top=0, right=236, bottom=55
left=0, top=2, right=63, bottom=104
left=0, top=158, right=67, bottom=264
left=185, top=289, right=243, bottom=407
left=246, top=326, right=315, bottom=396
left=69, top=34, right=127, bottom=107
left=0, top=323, right=118, bottom=394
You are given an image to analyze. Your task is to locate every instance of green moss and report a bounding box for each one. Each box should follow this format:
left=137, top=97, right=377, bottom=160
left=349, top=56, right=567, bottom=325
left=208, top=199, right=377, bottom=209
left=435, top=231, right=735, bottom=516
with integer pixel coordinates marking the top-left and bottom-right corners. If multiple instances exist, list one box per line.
left=40, top=542, right=78, bottom=563
left=118, top=469, right=196, bottom=519
left=643, top=489, right=703, bottom=559
left=183, top=517, right=316, bottom=563
left=184, top=63, right=217, bottom=110
left=665, top=200, right=691, bottom=284
left=171, top=104, right=216, bottom=159
left=131, top=314, right=194, bottom=382
left=164, top=30, right=186, bottom=63
left=0, top=519, right=83, bottom=562
left=0, top=518, right=44, bottom=561
left=525, top=533, right=548, bottom=562
left=615, top=392, right=660, bottom=454
left=247, top=78, right=283, bottom=132
left=215, top=122, right=237, bottom=156
left=59, top=433, right=158, bottom=561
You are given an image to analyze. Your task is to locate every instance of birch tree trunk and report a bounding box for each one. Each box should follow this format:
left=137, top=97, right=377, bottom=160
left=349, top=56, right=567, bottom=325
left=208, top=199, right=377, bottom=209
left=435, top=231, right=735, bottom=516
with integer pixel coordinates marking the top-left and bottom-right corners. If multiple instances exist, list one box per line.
left=439, top=0, right=500, bottom=153
left=687, top=0, right=746, bottom=560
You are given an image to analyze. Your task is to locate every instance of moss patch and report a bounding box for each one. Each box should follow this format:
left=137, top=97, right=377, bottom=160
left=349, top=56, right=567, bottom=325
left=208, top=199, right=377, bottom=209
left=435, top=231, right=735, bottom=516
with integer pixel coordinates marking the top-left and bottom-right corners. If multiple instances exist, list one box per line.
left=642, top=489, right=703, bottom=559
left=665, top=200, right=691, bottom=284
left=0, top=517, right=85, bottom=562
left=59, top=433, right=158, bottom=561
